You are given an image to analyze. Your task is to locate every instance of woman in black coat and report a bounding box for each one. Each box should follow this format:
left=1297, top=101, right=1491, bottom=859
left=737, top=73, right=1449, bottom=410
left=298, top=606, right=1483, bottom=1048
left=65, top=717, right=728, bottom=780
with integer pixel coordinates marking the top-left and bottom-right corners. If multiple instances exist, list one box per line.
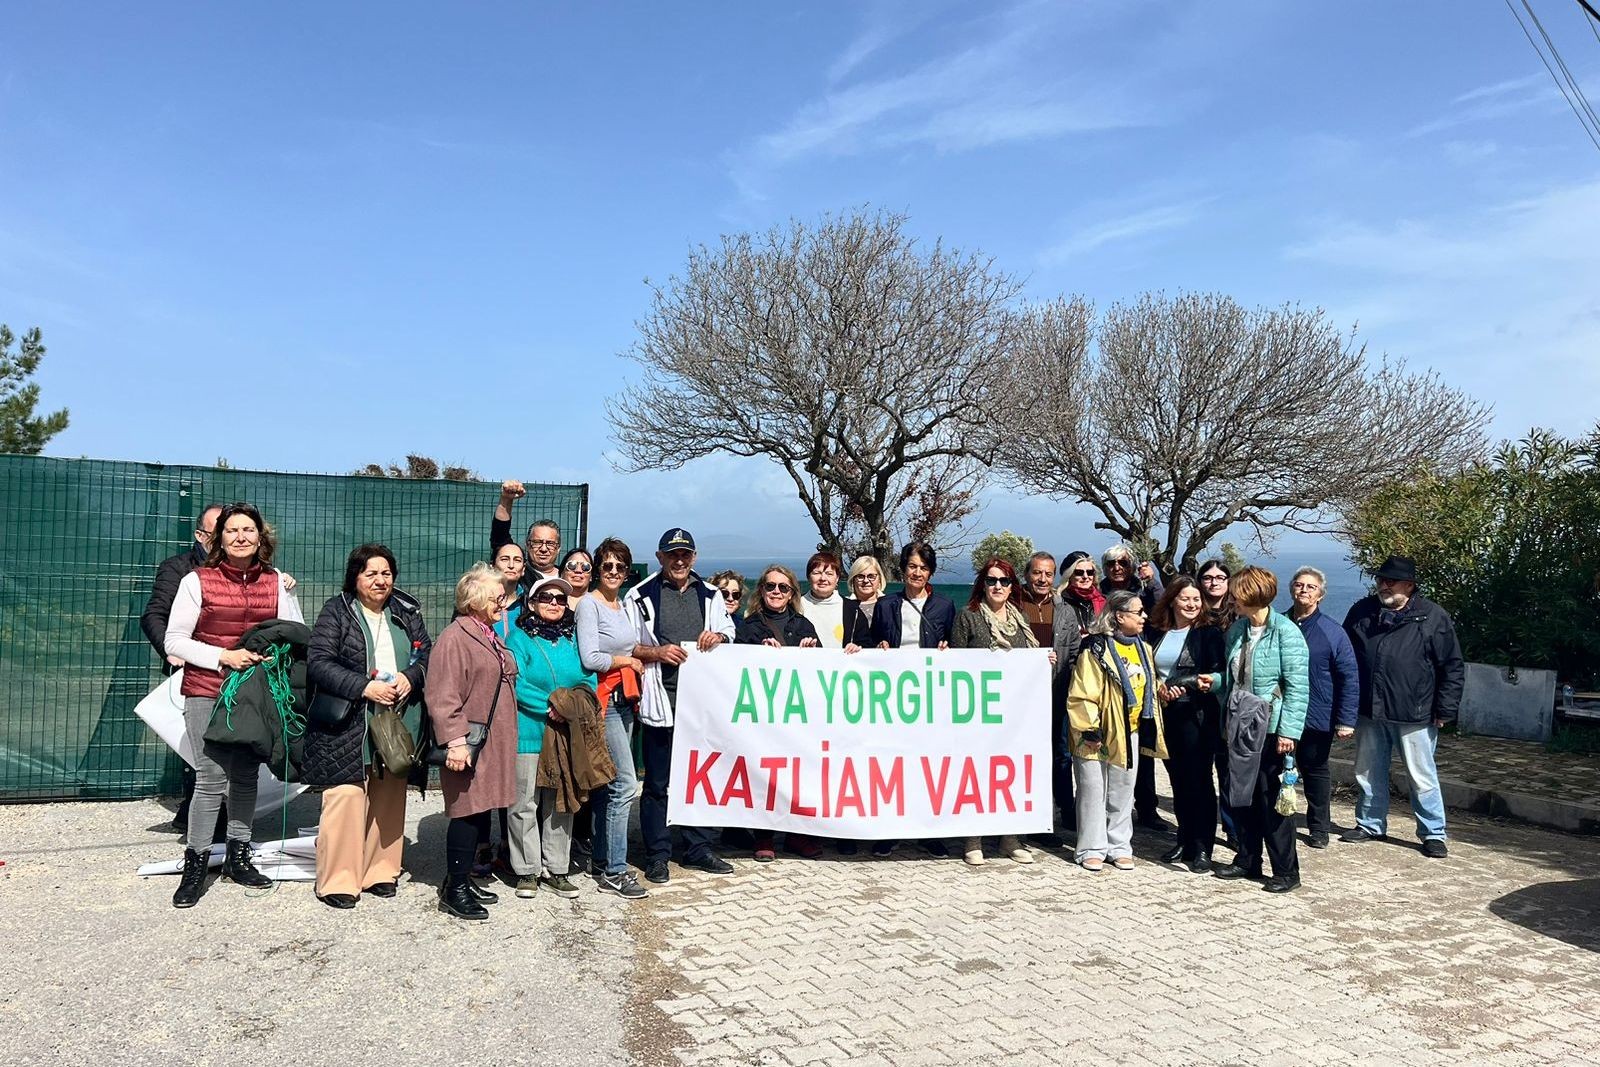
left=1144, top=576, right=1226, bottom=873
left=303, top=544, right=432, bottom=908
left=733, top=564, right=820, bottom=861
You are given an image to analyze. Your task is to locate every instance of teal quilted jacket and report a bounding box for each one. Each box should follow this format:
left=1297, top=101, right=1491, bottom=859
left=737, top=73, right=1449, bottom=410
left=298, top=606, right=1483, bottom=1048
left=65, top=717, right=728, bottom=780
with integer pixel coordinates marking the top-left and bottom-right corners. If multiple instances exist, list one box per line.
left=1222, top=609, right=1311, bottom=740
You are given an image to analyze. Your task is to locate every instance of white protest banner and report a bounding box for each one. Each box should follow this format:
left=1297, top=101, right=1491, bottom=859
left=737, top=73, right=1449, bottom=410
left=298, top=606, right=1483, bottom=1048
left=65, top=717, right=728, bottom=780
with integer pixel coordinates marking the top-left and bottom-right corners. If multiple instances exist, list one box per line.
left=667, top=646, right=1053, bottom=838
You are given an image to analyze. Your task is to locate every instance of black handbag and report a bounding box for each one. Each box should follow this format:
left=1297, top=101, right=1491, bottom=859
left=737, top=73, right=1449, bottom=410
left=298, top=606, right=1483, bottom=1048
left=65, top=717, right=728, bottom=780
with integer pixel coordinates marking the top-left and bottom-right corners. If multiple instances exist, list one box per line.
left=424, top=671, right=505, bottom=767
left=308, top=689, right=362, bottom=730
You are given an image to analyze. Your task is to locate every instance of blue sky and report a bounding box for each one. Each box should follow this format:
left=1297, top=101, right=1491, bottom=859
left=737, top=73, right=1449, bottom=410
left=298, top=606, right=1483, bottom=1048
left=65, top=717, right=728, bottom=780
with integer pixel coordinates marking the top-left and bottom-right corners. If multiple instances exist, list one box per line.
left=4, top=1, right=1599, bottom=564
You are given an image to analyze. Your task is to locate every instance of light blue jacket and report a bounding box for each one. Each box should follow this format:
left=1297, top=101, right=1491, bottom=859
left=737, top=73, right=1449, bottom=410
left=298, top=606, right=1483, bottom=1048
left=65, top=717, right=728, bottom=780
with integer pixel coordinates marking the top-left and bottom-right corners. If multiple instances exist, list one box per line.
left=1222, top=609, right=1311, bottom=740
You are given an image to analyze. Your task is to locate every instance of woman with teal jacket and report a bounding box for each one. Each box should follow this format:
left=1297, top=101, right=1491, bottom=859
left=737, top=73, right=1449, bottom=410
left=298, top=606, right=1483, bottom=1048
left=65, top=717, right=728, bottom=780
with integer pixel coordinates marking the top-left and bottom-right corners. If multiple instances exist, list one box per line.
left=1213, top=566, right=1310, bottom=894
left=503, top=574, right=598, bottom=900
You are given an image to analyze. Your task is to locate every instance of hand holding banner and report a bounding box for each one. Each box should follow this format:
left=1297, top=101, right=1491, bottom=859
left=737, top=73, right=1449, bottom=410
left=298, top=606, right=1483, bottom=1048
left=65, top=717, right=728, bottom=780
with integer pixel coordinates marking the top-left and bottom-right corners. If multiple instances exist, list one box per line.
left=667, top=646, right=1053, bottom=839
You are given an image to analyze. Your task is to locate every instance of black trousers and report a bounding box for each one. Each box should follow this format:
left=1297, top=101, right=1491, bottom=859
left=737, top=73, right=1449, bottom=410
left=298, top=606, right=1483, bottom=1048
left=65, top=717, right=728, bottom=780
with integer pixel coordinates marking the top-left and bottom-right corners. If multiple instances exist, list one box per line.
left=1165, top=705, right=1221, bottom=858
left=1052, top=702, right=1074, bottom=826
left=1297, top=728, right=1334, bottom=835
left=1135, top=752, right=1157, bottom=819
left=641, top=723, right=716, bottom=864
left=446, top=811, right=492, bottom=880
left=1226, top=740, right=1299, bottom=879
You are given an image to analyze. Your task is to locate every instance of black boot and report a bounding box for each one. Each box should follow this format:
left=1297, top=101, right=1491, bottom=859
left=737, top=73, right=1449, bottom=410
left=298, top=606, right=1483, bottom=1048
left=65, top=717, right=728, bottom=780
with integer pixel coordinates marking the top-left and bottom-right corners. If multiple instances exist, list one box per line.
left=172, top=847, right=209, bottom=909
left=467, top=879, right=499, bottom=904
left=222, top=839, right=273, bottom=888
left=439, top=877, right=489, bottom=921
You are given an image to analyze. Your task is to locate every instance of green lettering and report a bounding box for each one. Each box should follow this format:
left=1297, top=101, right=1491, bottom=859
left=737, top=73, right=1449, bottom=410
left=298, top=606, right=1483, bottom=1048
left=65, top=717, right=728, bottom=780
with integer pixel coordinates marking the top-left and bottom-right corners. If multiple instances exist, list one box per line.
left=760, top=668, right=782, bottom=723
left=842, top=671, right=865, bottom=724
left=950, top=671, right=976, bottom=724
left=784, top=672, right=808, bottom=723
left=732, top=669, right=758, bottom=723
left=980, top=670, right=1004, bottom=724
left=817, top=670, right=839, bottom=724
left=867, top=671, right=892, bottom=724
left=897, top=671, right=921, bottom=724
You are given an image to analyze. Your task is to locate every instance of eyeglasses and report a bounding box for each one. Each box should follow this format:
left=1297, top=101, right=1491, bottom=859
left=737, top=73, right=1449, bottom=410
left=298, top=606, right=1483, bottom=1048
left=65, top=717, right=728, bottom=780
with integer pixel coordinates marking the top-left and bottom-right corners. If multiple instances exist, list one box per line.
left=721, top=588, right=742, bottom=600
left=1069, top=568, right=1096, bottom=578
left=598, top=561, right=629, bottom=575
left=983, top=576, right=1013, bottom=588
left=528, top=538, right=559, bottom=549
left=564, top=561, right=592, bottom=574
left=493, top=594, right=507, bottom=606
left=533, top=592, right=568, bottom=605
left=762, top=581, right=792, bottom=594
left=1290, top=582, right=1321, bottom=592
left=851, top=574, right=879, bottom=583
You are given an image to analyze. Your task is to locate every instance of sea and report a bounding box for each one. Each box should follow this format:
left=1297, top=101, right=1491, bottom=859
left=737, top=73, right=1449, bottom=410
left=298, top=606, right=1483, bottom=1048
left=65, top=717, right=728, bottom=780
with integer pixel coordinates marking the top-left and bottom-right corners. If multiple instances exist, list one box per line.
left=695, top=545, right=1370, bottom=622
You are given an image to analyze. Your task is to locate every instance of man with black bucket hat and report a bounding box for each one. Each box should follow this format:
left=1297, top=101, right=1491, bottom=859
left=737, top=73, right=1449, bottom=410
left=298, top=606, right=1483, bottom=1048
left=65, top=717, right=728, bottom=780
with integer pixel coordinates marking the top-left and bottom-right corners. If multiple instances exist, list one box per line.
left=1341, top=555, right=1465, bottom=858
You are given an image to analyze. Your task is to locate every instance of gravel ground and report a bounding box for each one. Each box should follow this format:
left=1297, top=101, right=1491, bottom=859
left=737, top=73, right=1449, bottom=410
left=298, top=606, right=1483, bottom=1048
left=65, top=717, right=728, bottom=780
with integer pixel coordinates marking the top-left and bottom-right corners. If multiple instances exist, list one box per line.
left=0, top=791, right=636, bottom=1067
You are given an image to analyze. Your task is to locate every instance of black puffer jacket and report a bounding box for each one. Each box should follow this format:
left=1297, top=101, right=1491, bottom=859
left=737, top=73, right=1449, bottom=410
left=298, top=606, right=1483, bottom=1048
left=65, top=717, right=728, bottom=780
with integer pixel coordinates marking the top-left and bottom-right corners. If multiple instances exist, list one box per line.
left=302, top=590, right=433, bottom=787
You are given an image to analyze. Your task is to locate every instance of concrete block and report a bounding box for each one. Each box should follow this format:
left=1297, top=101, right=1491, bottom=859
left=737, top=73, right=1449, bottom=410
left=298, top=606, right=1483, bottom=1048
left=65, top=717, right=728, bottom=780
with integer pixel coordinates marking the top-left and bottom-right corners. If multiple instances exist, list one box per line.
left=1458, top=662, right=1554, bottom=742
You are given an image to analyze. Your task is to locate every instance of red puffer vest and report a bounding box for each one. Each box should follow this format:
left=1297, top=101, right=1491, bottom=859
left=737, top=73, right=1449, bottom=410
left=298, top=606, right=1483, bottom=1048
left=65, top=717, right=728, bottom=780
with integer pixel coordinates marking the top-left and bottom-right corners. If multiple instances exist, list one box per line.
left=181, top=563, right=281, bottom=699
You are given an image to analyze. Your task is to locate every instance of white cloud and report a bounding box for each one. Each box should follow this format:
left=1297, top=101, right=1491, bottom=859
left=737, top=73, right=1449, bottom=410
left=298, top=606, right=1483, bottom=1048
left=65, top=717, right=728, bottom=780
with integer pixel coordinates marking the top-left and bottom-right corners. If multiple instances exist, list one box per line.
left=740, top=2, right=1156, bottom=173
left=1285, top=178, right=1600, bottom=438
left=1038, top=198, right=1214, bottom=264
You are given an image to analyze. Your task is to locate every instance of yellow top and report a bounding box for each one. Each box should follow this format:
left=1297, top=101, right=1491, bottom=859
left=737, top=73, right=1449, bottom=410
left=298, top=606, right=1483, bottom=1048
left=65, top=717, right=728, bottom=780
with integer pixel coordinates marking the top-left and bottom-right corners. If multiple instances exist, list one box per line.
left=1111, top=638, right=1146, bottom=733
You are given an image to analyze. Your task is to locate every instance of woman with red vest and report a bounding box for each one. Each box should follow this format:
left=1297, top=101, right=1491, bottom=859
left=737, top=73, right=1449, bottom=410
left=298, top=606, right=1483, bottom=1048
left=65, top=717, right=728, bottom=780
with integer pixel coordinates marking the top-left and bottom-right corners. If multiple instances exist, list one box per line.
left=164, top=502, right=304, bottom=908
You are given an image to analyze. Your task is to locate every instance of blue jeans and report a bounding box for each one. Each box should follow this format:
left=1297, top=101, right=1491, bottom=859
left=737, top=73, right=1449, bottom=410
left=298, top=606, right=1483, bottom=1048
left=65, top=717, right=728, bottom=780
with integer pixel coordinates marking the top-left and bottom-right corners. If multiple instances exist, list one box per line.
left=591, top=702, right=639, bottom=876
left=1354, top=719, right=1446, bottom=841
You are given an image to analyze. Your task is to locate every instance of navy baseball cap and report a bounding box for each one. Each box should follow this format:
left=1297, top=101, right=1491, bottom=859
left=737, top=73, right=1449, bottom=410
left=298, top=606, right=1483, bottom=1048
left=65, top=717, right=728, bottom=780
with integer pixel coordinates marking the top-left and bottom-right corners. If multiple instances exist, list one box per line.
left=658, top=528, right=696, bottom=553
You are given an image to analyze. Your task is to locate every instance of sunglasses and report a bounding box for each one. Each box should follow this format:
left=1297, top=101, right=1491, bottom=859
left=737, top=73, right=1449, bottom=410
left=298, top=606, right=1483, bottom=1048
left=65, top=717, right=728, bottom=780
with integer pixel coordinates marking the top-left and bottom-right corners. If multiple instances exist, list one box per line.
left=762, top=581, right=792, bottom=594
left=533, top=592, right=568, bottom=605
left=721, top=588, right=742, bottom=600
left=598, top=561, right=629, bottom=575
left=1107, top=560, right=1132, bottom=570
left=983, top=576, right=1013, bottom=587
left=564, top=561, right=592, bottom=574
left=1069, top=568, right=1096, bottom=578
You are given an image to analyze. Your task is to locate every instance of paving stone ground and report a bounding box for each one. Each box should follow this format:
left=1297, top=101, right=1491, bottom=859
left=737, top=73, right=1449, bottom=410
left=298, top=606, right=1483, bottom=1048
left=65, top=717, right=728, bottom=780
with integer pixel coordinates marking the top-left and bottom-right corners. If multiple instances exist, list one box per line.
left=3, top=778, right=1598, bottom=1067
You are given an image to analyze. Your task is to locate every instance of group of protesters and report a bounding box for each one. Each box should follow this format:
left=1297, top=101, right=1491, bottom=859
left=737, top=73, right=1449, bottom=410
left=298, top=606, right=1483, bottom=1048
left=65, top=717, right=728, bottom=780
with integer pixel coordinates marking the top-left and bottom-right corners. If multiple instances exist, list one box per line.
left=144, top=481, right=1466, bottom=917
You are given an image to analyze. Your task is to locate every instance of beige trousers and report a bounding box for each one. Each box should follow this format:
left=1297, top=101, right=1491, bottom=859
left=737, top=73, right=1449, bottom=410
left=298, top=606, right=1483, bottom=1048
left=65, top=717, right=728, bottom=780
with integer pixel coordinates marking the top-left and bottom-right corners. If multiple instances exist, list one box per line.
left=315, top=766, right=408, bottom=896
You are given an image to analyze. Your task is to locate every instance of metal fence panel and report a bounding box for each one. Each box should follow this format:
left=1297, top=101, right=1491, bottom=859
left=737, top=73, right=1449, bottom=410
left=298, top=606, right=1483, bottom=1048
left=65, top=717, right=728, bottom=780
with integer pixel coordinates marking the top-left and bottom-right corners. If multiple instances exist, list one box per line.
left=0, top=456, right=585, bottom=801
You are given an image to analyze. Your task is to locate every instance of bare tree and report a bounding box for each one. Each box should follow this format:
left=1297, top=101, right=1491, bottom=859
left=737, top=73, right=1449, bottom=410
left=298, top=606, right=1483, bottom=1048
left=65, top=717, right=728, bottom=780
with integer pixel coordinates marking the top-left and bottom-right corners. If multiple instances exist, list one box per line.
left=609, top=209, right=1020, bottom=572
left=994, top=292, right=1490, bottom=575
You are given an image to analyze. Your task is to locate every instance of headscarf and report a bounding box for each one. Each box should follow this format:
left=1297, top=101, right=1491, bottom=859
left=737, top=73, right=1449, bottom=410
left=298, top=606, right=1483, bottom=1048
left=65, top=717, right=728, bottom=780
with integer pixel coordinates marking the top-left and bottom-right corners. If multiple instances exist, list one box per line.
left=980, top=602, right=1038, bottom=650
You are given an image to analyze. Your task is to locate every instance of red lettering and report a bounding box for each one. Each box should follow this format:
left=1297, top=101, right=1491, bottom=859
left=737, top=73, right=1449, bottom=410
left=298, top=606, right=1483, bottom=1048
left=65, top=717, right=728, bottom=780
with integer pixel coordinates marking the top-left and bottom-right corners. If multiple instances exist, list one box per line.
left=719, top=755, right=752, bottom=807
left=869, top=757, right=905, bottom=816
left=951, top=757, right=982, bottom=814
left=685, top=749, right=721, bottom=805
left=920, top=756, right=951, bottom=814
left=989, top=756, right=1017, bottom=813
left=790, top=757, right=816, bottom=816
left=759, top=756, right=787, bottom=812
left=834, top=758, right=865, bottom=817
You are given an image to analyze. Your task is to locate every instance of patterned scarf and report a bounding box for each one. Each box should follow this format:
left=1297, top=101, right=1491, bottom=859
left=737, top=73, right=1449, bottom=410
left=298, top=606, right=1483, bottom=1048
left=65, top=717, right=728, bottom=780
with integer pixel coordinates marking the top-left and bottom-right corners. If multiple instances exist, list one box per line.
left=980, top=602, right=1038, bottom=650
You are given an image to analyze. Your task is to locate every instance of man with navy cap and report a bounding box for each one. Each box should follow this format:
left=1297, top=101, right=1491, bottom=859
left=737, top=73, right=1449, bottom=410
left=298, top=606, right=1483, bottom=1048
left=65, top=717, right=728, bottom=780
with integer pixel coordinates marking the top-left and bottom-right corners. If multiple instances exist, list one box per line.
left=624, top=527, right=738, bottom=883
left=1341, top=555, right=1465, bottom=857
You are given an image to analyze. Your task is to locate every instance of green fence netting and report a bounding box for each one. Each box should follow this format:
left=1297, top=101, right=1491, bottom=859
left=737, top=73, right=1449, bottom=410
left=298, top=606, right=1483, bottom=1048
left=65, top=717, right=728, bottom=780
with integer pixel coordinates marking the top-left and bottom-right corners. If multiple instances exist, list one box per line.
left=0, top=456, right=587, bottom=802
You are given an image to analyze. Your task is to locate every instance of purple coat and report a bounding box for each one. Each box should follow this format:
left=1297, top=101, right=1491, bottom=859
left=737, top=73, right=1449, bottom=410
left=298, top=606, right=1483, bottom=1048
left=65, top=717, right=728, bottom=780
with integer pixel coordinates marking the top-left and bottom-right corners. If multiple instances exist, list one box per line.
left=426, top=616, right=518, bottom=819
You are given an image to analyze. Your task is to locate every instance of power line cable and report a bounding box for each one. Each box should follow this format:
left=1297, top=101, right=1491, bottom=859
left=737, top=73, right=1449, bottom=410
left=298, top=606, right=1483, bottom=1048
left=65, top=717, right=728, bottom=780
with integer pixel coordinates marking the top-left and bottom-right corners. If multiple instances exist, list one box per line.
left=1505, top=0, right=1600, bottom=151
left=1524, top=0, right=1600, bottom=133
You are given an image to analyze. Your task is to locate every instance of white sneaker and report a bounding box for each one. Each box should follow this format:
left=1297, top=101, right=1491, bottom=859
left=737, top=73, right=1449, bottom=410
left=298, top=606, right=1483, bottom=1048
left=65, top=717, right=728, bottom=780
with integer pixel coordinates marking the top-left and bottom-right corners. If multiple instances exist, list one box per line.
left=963, top=837, right=986, bottom=866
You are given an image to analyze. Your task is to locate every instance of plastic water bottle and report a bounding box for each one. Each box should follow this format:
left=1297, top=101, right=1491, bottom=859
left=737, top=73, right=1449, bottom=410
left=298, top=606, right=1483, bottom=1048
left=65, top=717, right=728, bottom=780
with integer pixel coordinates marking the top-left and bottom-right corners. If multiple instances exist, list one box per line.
left=371, top=669, right=396, bottom=683
left=407, top=641, right=422, bottom=668
left=1562, top=684, right=1575, bottom=711
left=1281, top=755, right=1299, bottom=788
